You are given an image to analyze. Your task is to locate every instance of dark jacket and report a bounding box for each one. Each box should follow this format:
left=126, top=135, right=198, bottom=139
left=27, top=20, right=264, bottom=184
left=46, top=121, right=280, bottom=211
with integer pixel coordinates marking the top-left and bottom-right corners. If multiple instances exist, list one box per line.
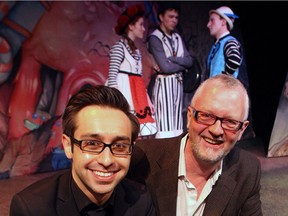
left=128, top=133, right=262, bottom=216
left=10, top=170, right=156, bottom=216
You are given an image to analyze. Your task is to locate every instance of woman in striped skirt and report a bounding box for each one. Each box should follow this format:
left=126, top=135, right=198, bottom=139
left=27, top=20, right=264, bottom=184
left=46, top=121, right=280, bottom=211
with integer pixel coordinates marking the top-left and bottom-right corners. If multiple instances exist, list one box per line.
left=107, top=4, right=157, bottom=138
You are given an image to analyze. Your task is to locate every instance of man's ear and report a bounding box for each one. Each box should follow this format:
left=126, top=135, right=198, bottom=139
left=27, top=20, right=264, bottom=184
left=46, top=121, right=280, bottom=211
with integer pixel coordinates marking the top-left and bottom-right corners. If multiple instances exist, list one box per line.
left=159, top=14, right=163, bottom=23
left=221, top=18, right=227, bottom=28
left=186, top=106, right=193, bottom=129
left=238, top=120, right=250, bottom=141
left=62, top=134, right=73, bottom=159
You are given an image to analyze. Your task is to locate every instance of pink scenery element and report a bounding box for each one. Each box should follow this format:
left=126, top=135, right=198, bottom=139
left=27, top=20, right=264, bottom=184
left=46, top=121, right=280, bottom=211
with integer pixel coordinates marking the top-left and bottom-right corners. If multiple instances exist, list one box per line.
left=0, top=1, right=155, bottom=178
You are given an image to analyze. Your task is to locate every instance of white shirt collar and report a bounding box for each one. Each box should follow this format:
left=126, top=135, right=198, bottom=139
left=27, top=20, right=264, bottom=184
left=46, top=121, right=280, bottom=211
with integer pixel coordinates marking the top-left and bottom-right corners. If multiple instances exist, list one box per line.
left=178, top=133, right=223, bottom=178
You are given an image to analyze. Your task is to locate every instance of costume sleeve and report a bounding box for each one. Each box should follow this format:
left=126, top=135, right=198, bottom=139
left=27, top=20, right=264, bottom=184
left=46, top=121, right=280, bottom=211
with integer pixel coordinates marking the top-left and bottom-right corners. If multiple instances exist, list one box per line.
left=223, top=39, right=242, bottom=75
left=107, top=42, right=124, bottom=88
left=168, top=37, right=193, bottom=68
left=148, top=35, right=188, bottom=74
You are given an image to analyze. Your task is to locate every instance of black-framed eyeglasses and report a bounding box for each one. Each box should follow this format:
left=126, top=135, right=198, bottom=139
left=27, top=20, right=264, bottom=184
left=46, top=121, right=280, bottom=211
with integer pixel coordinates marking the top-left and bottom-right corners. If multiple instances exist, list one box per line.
left=69, top=136, right=133, bottom=155
left=190, top=106, right=244, bottom=132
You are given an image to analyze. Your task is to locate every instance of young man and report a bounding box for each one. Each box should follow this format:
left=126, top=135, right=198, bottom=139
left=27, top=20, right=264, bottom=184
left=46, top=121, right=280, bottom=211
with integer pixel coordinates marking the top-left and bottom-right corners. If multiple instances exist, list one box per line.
left=10, top=86, right=155, bottom=216
left=148, top=3, right=193, bottom=138
left=128, top=74, right=262, bottom=215
left=207, top=6, right=242, bottom=78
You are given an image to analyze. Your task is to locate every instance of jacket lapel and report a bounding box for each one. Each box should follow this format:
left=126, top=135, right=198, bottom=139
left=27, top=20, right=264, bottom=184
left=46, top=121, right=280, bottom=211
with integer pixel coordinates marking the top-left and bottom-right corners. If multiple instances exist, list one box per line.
left=203, top=149, right=239, bottom=216
left=203, top=173, right=237, bottom=215
left=113, top=183, right=131, bottom=216
left=56, top=171, right=79, bottom=216
left=150, top=136, right=183, bottom=215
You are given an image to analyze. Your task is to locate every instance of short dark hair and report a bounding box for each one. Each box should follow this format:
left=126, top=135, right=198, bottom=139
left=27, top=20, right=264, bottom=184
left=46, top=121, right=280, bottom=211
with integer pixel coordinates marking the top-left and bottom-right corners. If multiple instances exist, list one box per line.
left=157, top=2, right=180, bottom=19
left=62, top=85, right=140, bottom=143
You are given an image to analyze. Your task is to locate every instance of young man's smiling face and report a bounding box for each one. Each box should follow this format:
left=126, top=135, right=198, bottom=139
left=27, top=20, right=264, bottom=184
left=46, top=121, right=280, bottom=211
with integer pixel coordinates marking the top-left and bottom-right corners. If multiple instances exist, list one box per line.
left=62, top=105, right=132, bottom=205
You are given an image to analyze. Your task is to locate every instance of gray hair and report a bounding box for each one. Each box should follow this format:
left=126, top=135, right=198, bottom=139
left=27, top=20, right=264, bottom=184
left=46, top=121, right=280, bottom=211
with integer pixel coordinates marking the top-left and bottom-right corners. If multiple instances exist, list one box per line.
left=192, top=74, right=250, bottom=119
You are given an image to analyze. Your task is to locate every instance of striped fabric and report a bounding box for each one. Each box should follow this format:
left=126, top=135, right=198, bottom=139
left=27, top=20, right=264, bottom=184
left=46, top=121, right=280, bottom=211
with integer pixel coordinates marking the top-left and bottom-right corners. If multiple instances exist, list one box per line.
left=153, top=74, right=183, bottom=138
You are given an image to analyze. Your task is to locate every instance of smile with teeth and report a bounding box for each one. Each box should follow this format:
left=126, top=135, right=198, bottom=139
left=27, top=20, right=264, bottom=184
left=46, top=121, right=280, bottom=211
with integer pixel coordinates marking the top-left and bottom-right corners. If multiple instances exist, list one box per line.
left=204, top=137, right=223, bottom=145
left=94, top=171, right=114, bottom=177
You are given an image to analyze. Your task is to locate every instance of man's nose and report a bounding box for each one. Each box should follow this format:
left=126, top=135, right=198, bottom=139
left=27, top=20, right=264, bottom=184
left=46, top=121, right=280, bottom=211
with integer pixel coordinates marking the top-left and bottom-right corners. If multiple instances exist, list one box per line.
left=208, top=119, right=224, bottom=136
left=97, top=147, right=114, bottom=167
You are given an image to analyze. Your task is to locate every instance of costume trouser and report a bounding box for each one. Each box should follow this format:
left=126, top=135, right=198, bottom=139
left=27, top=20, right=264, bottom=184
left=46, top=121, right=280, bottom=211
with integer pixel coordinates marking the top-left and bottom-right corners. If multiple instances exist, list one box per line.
left=153, top=74, right=183, bottom=138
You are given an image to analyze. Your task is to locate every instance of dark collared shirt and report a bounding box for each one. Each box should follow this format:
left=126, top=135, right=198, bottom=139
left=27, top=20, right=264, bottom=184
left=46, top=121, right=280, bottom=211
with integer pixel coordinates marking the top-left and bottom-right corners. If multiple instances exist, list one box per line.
left=71, top=178, right=114, bottom=216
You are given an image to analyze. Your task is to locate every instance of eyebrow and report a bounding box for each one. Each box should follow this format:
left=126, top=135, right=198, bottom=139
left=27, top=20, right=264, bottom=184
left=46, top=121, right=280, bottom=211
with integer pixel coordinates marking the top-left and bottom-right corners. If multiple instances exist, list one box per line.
left=80, top=133, right=131, bottom=142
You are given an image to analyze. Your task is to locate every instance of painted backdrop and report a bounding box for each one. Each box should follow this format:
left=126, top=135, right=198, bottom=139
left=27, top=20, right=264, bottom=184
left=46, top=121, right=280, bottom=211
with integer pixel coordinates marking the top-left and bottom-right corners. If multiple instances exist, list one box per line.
left=0, top=1, right=159, bottom=179
left=0, top=1, right=251, bottom=179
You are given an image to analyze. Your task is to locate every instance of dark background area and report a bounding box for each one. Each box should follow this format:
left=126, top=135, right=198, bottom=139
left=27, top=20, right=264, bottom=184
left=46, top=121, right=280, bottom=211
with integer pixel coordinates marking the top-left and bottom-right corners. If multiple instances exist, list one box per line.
left=223, top=1, right=288, bottom=153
